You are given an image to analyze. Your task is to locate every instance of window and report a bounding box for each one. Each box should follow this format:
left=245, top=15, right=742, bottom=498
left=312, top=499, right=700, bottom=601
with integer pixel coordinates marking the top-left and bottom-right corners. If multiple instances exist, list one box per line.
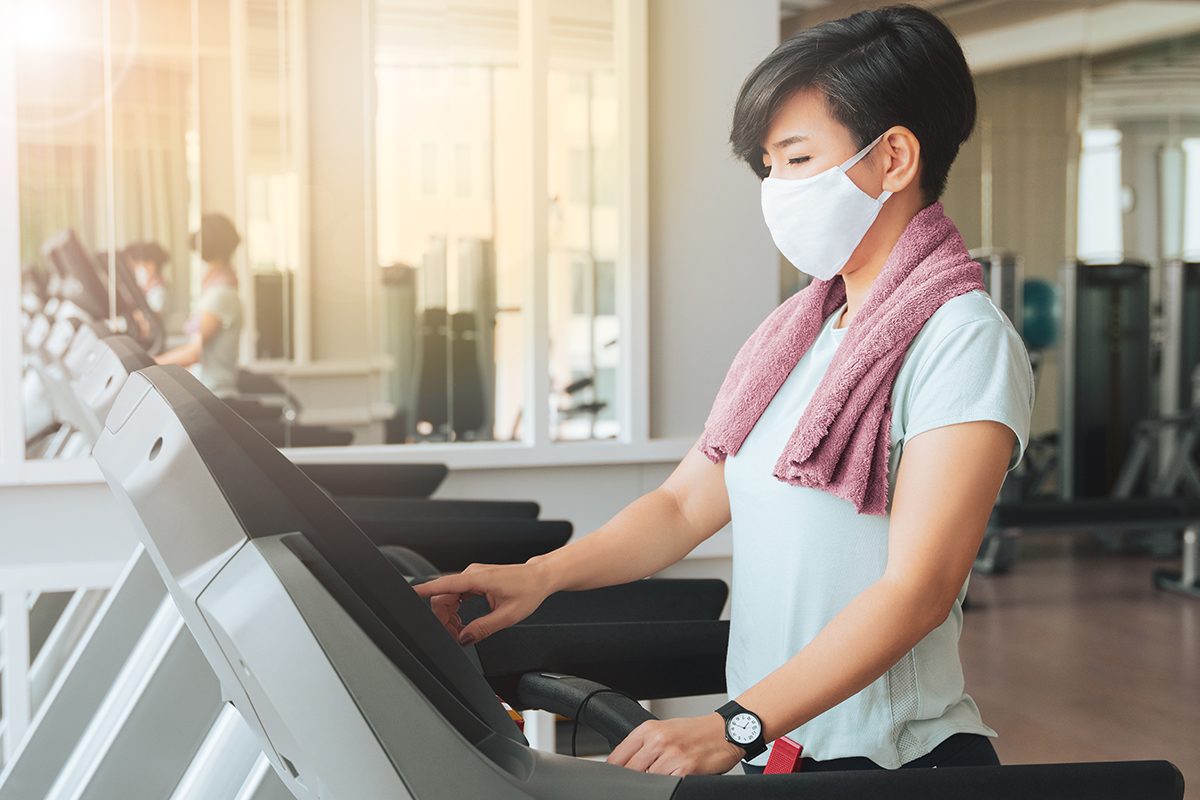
left=11, top=0, right=200, bottom=460
left=373, top=0, right=645, bottom=446
left=1076, top=128, right=1124, bottom=263
left=1183, top=138, right=1200, bottom=261
left=5, top=0, right=647, bottom=465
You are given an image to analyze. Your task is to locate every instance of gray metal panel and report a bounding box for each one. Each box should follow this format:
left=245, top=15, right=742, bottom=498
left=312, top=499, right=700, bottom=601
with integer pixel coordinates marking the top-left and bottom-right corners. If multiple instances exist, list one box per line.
left=1060, top=261, right=1077, bottom=499
left=63, top=326, right=104, bottom=382
left=169, top=706, right=266, bottom=800
left=209, top=536, right=680, bottom=800
left=1162, top=261, right=1184, bottom=419
left=233, top=756, right=293, bottom=800
left=74, top=343, right=136, bottom=434
left=40, top=600, right=221, bottom=800
left=73, top=626, right=221, bottom=800
left=198, top=540, right=406, bottom=800
left=0, top=550, right=165, bottom=800
left=94, top=376, right=296, bottom=797
left=30, top=589, right=108, bottom=711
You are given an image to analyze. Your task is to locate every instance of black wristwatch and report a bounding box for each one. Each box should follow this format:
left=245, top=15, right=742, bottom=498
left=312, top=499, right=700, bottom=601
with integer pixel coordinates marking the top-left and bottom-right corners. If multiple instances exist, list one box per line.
left=716, top=700, right=767, bottom=761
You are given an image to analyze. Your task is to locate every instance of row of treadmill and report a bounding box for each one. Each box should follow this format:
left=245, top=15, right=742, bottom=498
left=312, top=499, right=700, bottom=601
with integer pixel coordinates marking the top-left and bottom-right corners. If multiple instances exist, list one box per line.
left=2, top=239, right=1188, bottom=797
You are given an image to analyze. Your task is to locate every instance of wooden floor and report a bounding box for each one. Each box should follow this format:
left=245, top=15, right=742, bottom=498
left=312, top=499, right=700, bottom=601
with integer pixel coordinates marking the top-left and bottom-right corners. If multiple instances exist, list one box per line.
left=960, top=541, right=1200, bottom=788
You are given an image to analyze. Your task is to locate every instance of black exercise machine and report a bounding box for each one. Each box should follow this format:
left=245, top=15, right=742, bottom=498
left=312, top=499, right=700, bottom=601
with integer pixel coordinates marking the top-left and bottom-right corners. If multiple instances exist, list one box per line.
left=976, top=498, right=1200, bottom=599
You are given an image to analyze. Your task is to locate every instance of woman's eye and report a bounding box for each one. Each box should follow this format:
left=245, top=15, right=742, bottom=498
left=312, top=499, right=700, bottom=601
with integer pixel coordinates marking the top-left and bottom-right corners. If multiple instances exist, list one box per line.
left=788, top=156, right=810, bottom=165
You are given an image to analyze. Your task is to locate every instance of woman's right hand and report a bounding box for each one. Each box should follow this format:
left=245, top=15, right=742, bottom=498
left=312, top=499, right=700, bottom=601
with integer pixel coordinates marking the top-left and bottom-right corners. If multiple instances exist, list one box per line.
left=413, top=560, right=555, bottom=646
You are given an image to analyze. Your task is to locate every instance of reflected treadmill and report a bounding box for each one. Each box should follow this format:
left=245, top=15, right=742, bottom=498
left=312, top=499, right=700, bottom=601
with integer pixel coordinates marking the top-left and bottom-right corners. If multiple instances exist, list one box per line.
left=93, top=365, right=1184, bottom=800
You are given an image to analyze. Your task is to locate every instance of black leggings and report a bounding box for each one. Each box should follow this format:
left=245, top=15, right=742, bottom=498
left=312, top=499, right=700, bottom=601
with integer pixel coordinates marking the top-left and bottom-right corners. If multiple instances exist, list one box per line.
left=740, top=733, right=1000, bottom=774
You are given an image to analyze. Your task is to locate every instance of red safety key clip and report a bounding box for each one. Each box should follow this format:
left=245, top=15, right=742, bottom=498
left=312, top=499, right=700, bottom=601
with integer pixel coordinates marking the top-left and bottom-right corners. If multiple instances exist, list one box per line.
left=763, top=736, right=803, bottom=774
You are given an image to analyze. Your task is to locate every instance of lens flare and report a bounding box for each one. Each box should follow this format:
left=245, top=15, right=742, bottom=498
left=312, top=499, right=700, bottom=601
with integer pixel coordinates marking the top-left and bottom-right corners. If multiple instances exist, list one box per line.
left=17, top=2, right=63, bottom=49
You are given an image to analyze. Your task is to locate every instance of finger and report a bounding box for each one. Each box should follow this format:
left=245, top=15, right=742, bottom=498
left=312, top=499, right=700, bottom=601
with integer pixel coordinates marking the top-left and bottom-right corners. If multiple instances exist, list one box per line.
left=429, top=601, right=462, bottom=634
left=623, top=744, right=661, bottom=774
left=429, top=595, right=461, bottom=621
left=455, top=604, right=521, bottom=646
left=647, top=753, right=678, bottom=776
left=618, top=724, right=664, bottom=773
left=606, top=728, right=645, bottom=768
left=413, top=573, right=484, bottom=599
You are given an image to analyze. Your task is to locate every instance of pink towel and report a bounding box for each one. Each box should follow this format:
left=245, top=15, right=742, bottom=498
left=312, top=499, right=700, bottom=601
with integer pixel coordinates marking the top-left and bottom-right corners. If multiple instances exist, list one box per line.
left=698, top=202, right=983, bottom=515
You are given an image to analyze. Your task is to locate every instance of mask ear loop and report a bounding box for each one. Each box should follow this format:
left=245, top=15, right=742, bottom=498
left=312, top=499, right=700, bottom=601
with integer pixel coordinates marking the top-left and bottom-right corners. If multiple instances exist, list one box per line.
left=838, top=132, right=892, bottom=205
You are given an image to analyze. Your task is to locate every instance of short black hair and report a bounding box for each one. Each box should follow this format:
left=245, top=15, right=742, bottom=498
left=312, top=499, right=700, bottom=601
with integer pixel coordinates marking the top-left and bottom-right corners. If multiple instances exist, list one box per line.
left=189, top=213, right=241, bottom=263
left=730, top=4, right=975, bottom=201
left=121, top=241, right=170, bottom=268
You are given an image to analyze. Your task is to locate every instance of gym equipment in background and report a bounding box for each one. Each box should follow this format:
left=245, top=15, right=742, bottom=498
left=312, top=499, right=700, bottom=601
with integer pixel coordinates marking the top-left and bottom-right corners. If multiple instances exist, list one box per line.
left=253, top=271, right=295, bottom=360
left=40, top=229, right=165, bottom=356
left=381, top=263, right=419, bottom=444
left=415, top=307, right=487, bottom=441
left=226, top=370, right=354, bottom=448
left=972, top=248, right=1024, bottom=336
left=1125, top=260, right=1200, bottom=502
left=1022, top=278, right=1061, bottom=352
left=1059, top=261, right=1152, bottom=500
left=975, top=497, right=1200, bottom=597
left=94, top=364, right=1185, bottom=800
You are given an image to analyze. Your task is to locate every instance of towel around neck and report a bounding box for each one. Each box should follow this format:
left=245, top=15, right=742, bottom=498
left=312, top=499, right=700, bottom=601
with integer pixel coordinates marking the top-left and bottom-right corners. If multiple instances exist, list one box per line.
left=697, top=202, right=984, bottom=516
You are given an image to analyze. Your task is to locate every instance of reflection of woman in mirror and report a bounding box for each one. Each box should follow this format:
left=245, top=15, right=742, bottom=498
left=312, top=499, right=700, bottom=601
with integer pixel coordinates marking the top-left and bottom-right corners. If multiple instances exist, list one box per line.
left=122, top=241, right=170, bottom=341
left=155, top=213, right=243, bottom=398
left=122, top=241, right=170, bottom=317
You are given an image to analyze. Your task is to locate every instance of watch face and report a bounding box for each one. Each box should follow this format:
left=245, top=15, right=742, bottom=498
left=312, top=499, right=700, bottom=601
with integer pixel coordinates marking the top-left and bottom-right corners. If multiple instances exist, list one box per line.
left=727, top=712, right=761, bottom=745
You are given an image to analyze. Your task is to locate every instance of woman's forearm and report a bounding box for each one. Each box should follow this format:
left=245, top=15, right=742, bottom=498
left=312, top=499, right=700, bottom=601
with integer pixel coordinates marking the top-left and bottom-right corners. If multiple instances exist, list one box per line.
left=531, top=485, right=720, bottom=593
left=735, top=575, right=949, bottom=743
left=155, top=337, right=201, bottom=367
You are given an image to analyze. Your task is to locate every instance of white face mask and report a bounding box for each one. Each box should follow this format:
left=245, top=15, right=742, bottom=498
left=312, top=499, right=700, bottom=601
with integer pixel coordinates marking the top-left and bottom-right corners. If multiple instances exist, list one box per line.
left=761, top=134, right=892, bottom=281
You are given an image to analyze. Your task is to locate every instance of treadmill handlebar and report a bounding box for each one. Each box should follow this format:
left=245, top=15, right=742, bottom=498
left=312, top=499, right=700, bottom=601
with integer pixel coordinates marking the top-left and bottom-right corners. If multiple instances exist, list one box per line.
left=518, top=672, right=655, bottom=751
left=296, top=462, right=449, bottom=498
left=672, top=761, right=1184, bottom=800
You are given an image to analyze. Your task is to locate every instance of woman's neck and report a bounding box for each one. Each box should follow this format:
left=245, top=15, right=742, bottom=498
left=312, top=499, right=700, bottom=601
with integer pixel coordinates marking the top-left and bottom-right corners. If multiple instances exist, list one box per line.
left=202, top=259, right=234, bottom=284
left=835, top=194, right=927, bottom=328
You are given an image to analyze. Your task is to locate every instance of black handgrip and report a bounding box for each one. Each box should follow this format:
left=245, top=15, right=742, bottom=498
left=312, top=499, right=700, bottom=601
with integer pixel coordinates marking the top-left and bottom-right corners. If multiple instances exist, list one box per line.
left=477, top=620, right=728, bottom=704
left=517, top=672, right=655, bottom=751
left=674, top=760, right=1185, bottom=800
left=359, top=518, right=572, bottom=573
left=297, top=463, right=449, bottom=498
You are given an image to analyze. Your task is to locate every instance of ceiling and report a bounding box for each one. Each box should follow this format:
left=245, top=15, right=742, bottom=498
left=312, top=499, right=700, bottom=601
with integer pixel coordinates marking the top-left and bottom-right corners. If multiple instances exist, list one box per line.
left=784, top=0, right=1139, bottom=36
left=781, top=0, right=1200, bottom=71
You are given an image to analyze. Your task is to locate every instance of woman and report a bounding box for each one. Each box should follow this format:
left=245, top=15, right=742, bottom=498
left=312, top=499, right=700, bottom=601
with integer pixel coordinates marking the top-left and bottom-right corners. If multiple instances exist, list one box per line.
left=156, top=213, right=243, bottom=398
left=122, top=240, right=171, bottom=344
left=121, top=240, right=170, bottom=318
left=418, top=5, right=1032, bottom=776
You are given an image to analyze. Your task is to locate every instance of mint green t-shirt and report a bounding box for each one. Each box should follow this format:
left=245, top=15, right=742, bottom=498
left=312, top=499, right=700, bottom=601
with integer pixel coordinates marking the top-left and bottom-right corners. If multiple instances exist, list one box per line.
left=195, top=283, right=242, bottom=399
left=723, top=289, right=1034, bottom=768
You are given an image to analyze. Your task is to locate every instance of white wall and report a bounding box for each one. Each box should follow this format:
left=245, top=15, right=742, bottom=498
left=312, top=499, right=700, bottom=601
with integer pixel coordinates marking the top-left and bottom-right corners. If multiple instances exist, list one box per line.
left=647, top=0, right=781, bottom=439
left=306, top=0, right=373, bottom=364
left=0, top=483, right=137, bottom=586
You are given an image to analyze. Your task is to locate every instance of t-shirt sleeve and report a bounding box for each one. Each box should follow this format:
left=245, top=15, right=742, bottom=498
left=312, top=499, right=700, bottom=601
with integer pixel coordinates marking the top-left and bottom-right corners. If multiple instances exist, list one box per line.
left=898, top=317, right=1034, bottom=470
left=198, top=287, right=240, bottom=329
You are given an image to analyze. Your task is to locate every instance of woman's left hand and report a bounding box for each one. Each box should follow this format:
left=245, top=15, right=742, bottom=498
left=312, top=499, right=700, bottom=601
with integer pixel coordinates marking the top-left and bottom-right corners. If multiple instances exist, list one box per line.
left=606, top=713, right=745, bottom=776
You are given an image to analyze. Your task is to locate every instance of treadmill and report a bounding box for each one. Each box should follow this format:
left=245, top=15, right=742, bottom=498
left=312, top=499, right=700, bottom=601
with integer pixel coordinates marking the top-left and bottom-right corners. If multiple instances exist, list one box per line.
left=92, top=365, right=1184, bottom=800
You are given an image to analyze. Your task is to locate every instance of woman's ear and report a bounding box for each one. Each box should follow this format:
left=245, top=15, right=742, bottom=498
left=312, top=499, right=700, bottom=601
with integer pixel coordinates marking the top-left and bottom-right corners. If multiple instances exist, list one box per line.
left=879, top=126, right=921, bottom=195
